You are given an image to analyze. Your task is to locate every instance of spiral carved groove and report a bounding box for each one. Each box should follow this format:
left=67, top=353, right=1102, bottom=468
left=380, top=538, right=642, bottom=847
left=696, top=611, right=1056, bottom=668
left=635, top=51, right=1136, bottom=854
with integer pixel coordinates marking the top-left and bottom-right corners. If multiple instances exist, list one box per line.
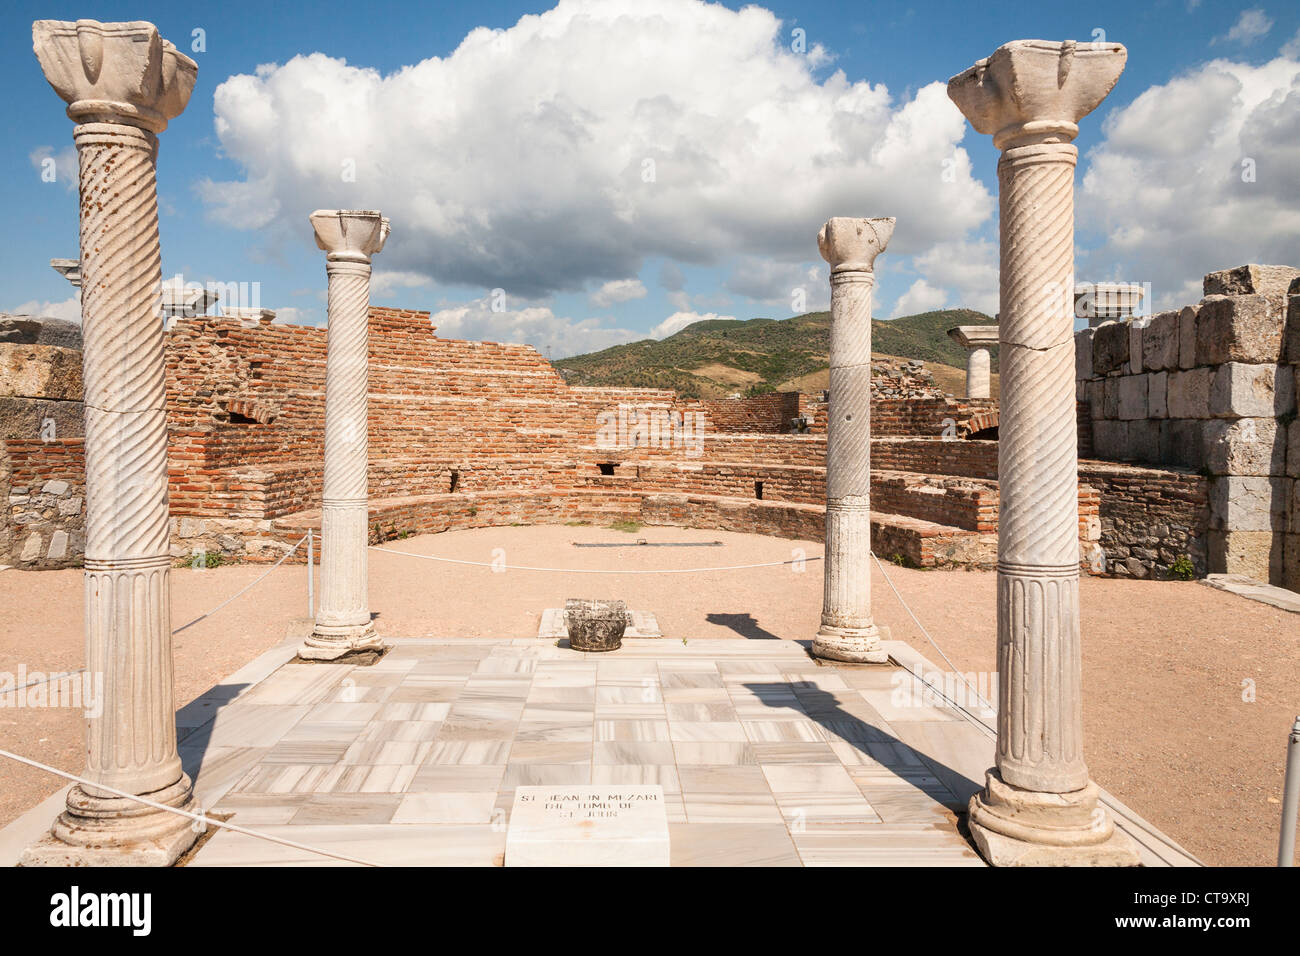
left=994, top=142, right=1088, bottom=793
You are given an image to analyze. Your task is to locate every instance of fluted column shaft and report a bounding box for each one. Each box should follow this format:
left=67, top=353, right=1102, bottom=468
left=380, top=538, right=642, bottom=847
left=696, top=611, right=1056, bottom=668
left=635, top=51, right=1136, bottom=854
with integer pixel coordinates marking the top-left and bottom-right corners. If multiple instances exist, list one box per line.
left=300, top=209, right=388, bottom=661
left=994, top=143, right=1087, bottom=793
left=76, top=121, right=181, bottom=798
left=812, top=217, right=893, bottom=664
left=821, top=271, right=876, bottom=631
left=965, top=347, right=991, bottom=399
left=317, top=258, right=373, bottom=633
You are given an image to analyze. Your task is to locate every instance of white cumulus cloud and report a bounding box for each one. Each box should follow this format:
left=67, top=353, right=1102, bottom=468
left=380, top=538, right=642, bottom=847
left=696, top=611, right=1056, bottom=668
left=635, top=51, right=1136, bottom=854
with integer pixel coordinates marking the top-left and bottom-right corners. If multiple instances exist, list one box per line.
left=5, top=296, right=81, bottom=323
left=649, top=310, right=735, bottom=339
left=1215, top=8, right=1273, bottom=46
left=889, top=278, right=948, bottom=318
left=430, top=295, right=641, bottom=358
left=589, top=278, right=647, bottom=307
left=1079, top=49, right=1300, bottom=309
left=199, top=0, right=991, bottom=299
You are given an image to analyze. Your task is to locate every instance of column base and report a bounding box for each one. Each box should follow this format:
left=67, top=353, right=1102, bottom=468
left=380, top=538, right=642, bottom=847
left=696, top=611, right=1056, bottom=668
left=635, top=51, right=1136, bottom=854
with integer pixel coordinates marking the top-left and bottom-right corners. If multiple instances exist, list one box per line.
left=298, top=622, right=383, bottom=662
left=967, top=769, right=1140, bottom=867
left=811, top=624, right=890, bottom=663
left=20, top=775, right=199, bottom=867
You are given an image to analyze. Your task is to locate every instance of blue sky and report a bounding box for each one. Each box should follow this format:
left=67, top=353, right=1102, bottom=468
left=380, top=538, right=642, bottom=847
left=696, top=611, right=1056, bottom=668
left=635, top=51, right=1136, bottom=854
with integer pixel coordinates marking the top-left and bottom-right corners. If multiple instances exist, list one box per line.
left=4, top=0, right=1298, bottom=356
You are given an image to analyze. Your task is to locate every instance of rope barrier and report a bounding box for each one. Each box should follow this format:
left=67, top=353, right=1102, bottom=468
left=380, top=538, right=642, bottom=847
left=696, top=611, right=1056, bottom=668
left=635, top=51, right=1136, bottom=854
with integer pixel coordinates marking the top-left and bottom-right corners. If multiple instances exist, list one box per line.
left=0, top=748, right=382, bottom=867
left=172, top=534, right=309, bottom=635
left=370, top=544, right=820, bottom=574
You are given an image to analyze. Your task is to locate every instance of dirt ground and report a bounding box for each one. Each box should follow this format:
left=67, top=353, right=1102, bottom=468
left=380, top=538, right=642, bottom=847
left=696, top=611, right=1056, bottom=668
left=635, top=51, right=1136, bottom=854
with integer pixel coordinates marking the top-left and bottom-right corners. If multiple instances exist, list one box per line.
left=1, top=522, right=1296, bottom=866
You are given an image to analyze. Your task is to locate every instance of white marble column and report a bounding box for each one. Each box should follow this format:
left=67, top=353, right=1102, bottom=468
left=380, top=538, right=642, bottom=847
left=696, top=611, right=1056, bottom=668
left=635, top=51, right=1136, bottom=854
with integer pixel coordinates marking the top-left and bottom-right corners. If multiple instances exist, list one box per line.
left=947, top=325, right=998, bottom=399
left=299, top=210, right=389, bottom=662
left=24, top=19, right=198, bottom=866
left=812, top=217, right=893, bottom=664
left=948, top=40, right=1138, bottom=865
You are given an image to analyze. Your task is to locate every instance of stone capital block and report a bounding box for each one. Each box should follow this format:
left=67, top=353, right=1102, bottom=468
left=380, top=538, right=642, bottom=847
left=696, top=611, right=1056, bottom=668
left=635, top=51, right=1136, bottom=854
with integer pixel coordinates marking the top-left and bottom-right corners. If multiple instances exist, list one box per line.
left=1178, top=305, right=1199, bottom=369
left=1209, top=475, right=1287, bottom=532
left=33, top=19, right=197, bottom=130
left=1203, top=417, right=1284, bottom=476
left=1148, top=371, right=1168, bottom=419
left=1166, top=367, right=1212, bottom=419
left=947, top=40, right=1126, bottom=149
left=1140, top=310, right=1180, bottom=371
left=1203, top=264, right=1300, bottom=299
left=1091, top=320, right=1129, bottom=375
left=1117, top=374, right=1148, bottom=420
left=1196, top=295, right=1286, bottom=366
left=310, top=209, right=391, bottom=263
left=1209, top=362, right=1294, bottom=419
left=818, top=217, right=895, bottom=273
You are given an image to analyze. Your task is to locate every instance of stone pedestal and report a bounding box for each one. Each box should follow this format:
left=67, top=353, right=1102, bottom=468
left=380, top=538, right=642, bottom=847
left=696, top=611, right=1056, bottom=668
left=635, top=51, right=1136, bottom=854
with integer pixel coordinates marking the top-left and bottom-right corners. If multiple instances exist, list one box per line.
left=299, top=210, right=389, bottom=662
left=947, top=325, right=998, bottom=399
left=812, top=217, right=894, bottom=664
left=23, top=18, right=199, bottom=867
left=948, top=39, right=1139, bottom=866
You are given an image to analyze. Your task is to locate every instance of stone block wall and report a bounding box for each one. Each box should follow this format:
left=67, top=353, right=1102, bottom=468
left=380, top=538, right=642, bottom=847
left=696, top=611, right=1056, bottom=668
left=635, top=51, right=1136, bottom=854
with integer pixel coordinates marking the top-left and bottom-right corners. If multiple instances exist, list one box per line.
left=1076, top=264, right=1299, bottom=589
left=0, top=316, right=86, bottom=568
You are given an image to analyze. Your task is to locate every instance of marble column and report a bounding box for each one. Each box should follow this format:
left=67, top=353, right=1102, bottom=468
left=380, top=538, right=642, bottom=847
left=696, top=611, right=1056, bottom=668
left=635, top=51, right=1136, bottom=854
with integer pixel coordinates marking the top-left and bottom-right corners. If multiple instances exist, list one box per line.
left=811, top=217, right=893, bottom=664
left=947, top=325, right=998, bottom=399
left=24, top=19, right=198, bottom=866
left=948, top=40, right=1139, bottom=865
left=299, top=210, right=389, bottom=662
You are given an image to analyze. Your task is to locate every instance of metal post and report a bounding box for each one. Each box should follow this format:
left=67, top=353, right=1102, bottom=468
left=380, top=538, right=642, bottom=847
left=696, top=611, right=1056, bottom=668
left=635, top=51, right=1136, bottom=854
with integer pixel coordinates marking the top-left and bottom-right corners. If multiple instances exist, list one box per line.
left=1280, top=716, right=1300, bottom=867
left=307, top=527, right=315, bottom=618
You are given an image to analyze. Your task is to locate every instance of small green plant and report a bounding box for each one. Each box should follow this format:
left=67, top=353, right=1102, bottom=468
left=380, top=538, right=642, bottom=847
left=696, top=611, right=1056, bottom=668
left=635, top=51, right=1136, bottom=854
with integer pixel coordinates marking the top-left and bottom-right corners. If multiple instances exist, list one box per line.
left=397, top=530, right=411, bottom=539
left=467, top=506, right=478, bottom=516
left=1170, top=555, right=1195, bottom=581
left=609, top=519, right=642, bottom=533
left=889, top=552, right=917, bottom=569
left=565, top=520, right=591, bottom=527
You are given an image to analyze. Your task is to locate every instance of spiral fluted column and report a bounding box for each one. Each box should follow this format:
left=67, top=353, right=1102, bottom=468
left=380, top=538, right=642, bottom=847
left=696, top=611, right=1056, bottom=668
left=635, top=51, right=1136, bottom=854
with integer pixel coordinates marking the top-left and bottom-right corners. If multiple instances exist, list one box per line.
left=24, top=19, right=198, bottom=866
left=812, top=217, right=894, bottom=664
left=299, top=210, right=390, bottom=662
left=948, top=39, right=1138, bottom=865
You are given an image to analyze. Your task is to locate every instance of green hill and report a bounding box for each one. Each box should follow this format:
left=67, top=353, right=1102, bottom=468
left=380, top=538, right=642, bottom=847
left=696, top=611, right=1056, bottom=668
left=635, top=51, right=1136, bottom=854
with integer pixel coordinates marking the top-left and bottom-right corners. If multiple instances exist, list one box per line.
left=554, top=308, right=997, bottom=399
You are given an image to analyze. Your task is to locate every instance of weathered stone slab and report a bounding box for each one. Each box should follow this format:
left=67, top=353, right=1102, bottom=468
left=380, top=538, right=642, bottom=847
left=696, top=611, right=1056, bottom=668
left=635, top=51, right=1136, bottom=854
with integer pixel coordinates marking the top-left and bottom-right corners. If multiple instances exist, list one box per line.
left=1207, top=529, right=1283, bottom=583
left=1090, top=420, right=1129, bottom=460
left=0, top=315, right=82, bottom=349
left=1159, top=419, right=1206, bottom=469
left=1209, top=362, right=1294, bottom=418
left=1209, top=476, right=1287, bottom=531
left=0, top=344, right=83, bottom=400
left=1203, top=264, right=1300, bottom=298
left=1117, top=374, right=1148, bottom=420
left=505, top=785, right=669, bottom=867
left=1202, top=418, right=1284, bottom=476
left=1074, top=327, right=1095, bottom=382
left=1092, top=320, right=1129, bottom=375
left=1288, top=419, right=1300, bottom=477
left=1166, top=367, right=1211, bottom=419
left=0, top=396, right=84, bottom=440
left=1148, top=371, right=1168, bottom=419
left=1139, top=310, right=1180, bottom=371
left=1285, top=278, right=1300, bottom=365
left=1127, top=320, right=1145, bottom=375
left=1195, top=295, right=1285, bottom=366
left=1178, top=305, right=1198, bottom=369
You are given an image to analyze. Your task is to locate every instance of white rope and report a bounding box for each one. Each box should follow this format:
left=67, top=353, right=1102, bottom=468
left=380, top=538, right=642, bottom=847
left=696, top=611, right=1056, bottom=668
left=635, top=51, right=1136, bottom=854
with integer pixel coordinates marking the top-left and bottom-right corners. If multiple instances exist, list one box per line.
left=870, top=549, right=995, bottom=715
left=370, top=545, right=821, bottom=574
left=0, top=748, right=382, bottom=867
left=172, top=534, right=308, bottom=634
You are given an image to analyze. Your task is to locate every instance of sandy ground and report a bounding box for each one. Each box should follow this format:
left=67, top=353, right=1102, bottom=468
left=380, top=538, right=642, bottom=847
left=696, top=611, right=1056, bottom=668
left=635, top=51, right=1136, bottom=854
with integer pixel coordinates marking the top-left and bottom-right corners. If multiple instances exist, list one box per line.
left=1, top=522, right=1296, bottom=866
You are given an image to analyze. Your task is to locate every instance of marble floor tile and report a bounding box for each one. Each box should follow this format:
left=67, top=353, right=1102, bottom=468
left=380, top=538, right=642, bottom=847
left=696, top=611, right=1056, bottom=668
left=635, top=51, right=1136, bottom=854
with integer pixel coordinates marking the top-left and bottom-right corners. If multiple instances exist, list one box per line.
left=507, top=740, right=592, bottom=764
left=668, top=721, right=748, bottom=742
left=594, top=719, right=670, bottom=742
left=391, top=791, right=498, bottom=824
left=289, top=793, right=402, bottom=826
left=593, top=741, right=676, bottom=765
left=672, top=742, right=756, bottom=766
left=669, top=823, right=801, bottom=867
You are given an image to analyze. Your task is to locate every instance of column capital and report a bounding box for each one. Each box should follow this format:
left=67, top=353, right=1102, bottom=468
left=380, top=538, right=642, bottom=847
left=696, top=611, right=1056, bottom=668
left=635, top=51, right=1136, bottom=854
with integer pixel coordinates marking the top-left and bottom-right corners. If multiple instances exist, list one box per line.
left=947, top=40, right=1126, bottom=150
left=310, top=209, right=391, bottom=263
left=32, top=19, right=196, bottom=132
left=817, top=217, right=894, bottom=275
left=947, top=325, right=999, bottom=350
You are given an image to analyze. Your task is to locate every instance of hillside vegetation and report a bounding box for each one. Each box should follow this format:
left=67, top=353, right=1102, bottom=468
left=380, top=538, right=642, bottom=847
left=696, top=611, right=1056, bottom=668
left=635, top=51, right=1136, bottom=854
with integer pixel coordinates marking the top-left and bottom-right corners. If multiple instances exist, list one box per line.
left=555, top=308, right=998, bottom=399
